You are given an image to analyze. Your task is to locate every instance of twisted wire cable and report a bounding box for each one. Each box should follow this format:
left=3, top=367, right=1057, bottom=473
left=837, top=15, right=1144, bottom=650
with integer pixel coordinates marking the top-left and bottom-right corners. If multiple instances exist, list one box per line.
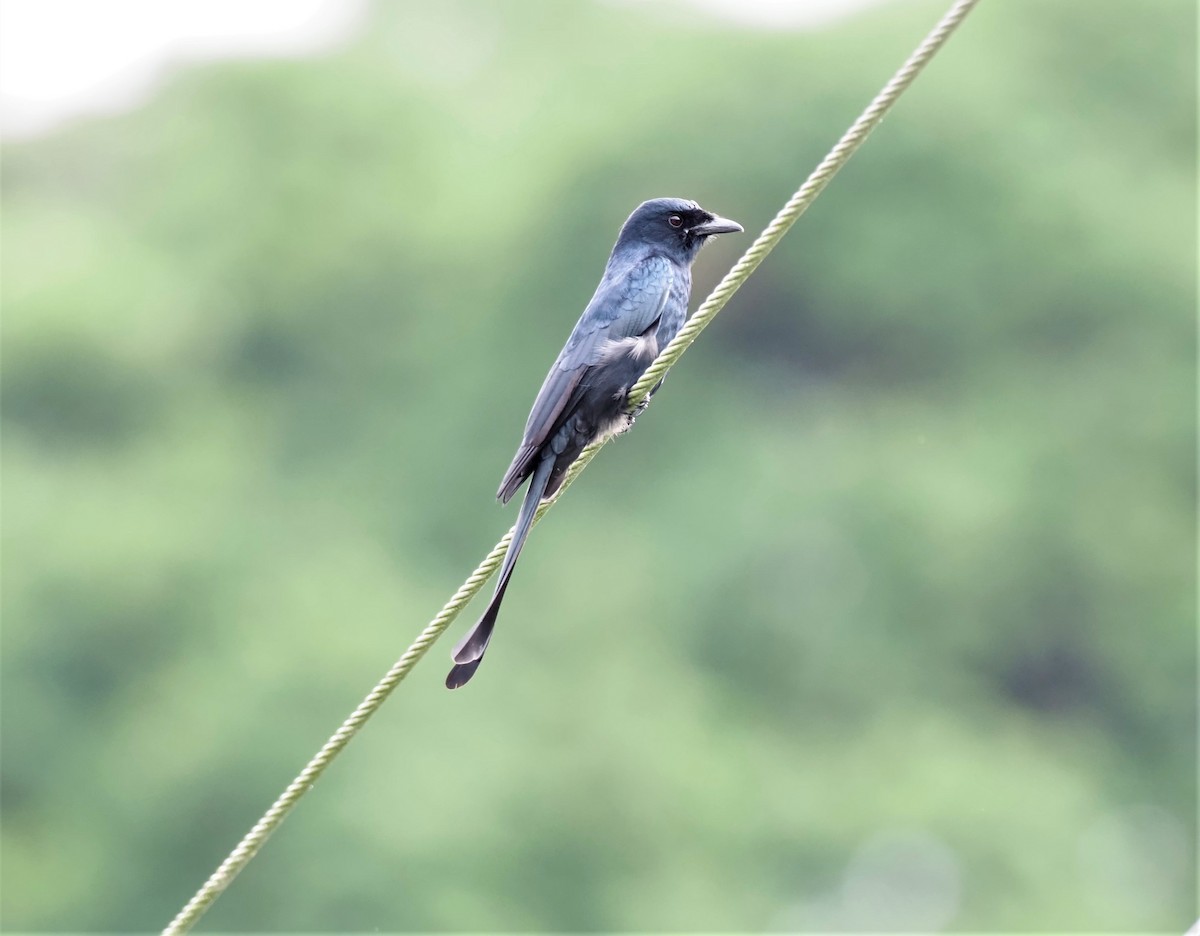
left=163, top=2, right=981, bottom=930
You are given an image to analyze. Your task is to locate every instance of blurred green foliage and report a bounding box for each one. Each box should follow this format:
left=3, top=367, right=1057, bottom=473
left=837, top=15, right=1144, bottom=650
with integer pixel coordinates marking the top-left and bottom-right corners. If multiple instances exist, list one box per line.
left=2, top=0, right=1195, bottom=930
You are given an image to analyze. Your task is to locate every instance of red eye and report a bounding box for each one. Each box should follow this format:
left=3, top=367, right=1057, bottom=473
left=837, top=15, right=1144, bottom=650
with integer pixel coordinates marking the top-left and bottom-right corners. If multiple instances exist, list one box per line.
left=668, top=215, right=684, bottom=228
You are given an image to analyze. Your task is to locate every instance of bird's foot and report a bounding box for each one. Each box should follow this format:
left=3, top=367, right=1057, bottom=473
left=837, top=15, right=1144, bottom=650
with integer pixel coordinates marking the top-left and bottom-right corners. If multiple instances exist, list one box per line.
left=623, top=396, right=650, bottom=429
left=614, top=403, right=647, bottom=436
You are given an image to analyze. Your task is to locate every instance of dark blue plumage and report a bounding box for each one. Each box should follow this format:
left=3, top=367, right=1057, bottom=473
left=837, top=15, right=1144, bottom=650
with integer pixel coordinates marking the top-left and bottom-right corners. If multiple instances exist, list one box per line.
left=447, top=197, right=742, bottom=689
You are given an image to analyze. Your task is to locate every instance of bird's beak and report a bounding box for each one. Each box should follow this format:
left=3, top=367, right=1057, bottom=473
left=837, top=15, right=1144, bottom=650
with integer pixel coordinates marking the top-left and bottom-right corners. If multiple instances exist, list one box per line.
left=690, top=215, right=744, bottom=237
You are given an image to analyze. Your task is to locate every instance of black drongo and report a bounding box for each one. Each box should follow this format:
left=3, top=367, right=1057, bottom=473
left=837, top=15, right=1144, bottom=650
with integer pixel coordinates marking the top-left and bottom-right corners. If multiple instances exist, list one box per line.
left=447, top=197, right=743, bottom=688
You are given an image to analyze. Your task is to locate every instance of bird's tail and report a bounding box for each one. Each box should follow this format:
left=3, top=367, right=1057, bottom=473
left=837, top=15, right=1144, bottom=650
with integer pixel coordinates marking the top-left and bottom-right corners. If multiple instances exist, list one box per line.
left=446, top=452, right=554, bottom=689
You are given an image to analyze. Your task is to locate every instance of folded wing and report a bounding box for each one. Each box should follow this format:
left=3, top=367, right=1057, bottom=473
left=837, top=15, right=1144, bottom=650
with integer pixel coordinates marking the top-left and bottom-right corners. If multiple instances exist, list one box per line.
left=497, top=255, right=673, bottom=503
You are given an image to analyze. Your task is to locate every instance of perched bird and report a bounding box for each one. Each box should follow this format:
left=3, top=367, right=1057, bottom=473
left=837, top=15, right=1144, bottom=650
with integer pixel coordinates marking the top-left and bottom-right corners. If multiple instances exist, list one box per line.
left=447, top=197, right=743, bottom=689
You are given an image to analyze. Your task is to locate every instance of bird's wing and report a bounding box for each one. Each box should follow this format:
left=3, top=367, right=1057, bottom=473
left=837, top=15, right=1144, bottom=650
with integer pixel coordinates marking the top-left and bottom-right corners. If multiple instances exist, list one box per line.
left=496, top=255, right=673, bottom=502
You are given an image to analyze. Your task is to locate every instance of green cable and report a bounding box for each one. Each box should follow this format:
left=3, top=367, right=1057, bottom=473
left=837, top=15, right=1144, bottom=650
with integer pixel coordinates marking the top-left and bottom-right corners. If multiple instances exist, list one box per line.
left=163, top=1, right=982, bottom=930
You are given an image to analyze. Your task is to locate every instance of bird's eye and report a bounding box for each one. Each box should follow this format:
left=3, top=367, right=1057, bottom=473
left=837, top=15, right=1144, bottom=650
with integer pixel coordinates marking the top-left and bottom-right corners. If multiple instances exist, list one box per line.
left=668, top=215, right=684, bottom=228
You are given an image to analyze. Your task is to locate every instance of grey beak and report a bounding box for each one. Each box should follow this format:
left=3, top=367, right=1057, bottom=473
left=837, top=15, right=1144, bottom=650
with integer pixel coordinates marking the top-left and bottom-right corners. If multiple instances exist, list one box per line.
left=690, top=215, right=744, bottom=237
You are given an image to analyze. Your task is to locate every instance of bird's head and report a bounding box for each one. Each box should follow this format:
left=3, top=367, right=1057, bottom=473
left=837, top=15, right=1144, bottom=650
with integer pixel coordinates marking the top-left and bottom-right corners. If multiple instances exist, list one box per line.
left=615, top=197, right=743, bottom=264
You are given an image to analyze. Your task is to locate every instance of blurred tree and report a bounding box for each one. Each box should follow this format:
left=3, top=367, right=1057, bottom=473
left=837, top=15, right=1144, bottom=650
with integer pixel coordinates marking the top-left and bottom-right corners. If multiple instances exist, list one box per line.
left=2, top=0, right=1194, bottom=930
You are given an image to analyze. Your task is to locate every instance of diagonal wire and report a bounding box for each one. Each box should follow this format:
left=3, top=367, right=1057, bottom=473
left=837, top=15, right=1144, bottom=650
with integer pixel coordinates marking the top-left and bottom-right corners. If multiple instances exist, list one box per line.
left=162, top=0, right=981, bottom=930
left=626, top=0, right=981, bottom=406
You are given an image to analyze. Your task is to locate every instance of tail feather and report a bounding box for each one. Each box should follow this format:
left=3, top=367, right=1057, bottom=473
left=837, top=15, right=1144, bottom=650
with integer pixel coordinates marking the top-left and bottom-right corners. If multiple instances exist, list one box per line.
left=446, top=453, right=554, bottom=689
left=445, top=657, right=482, bottom=690
left=451, top=574, right=513, bottom=665
left=497, top=444, right=536, bottom=504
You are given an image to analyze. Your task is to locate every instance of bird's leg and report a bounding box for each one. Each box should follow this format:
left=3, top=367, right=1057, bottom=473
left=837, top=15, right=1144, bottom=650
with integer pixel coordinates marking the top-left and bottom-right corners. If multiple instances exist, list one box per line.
left=626, top=395, right=651, bottom=423
left=622, top=375, right=663, bottom=428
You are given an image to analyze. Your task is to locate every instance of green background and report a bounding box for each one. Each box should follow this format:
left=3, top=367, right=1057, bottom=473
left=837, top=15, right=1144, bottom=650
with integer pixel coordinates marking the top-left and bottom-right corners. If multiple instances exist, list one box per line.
left=2, top=0, right=1195, bottom=930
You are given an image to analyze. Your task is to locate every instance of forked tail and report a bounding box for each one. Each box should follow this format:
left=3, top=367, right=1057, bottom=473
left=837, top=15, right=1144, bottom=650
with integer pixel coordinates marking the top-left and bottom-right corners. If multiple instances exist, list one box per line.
left=446, top=452, right=554, bottom=689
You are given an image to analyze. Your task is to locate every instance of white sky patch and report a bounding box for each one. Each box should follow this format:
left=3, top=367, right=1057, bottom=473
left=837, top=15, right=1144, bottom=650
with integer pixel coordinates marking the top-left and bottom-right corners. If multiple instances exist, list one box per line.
left=623, top=0, right=895, bottom=28
left=0, top=0, right=369, bottom=139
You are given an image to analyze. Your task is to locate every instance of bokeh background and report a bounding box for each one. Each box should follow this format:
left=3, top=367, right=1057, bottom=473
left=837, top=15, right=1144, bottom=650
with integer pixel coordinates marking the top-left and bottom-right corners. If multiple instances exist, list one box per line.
left=2, top=0, right=1195, bottom=931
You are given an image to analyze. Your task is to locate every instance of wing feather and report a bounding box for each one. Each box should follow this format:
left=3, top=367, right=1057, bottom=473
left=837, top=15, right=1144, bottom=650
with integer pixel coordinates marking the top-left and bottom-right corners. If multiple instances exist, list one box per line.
left=496, top=255, right=673, bottom=502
